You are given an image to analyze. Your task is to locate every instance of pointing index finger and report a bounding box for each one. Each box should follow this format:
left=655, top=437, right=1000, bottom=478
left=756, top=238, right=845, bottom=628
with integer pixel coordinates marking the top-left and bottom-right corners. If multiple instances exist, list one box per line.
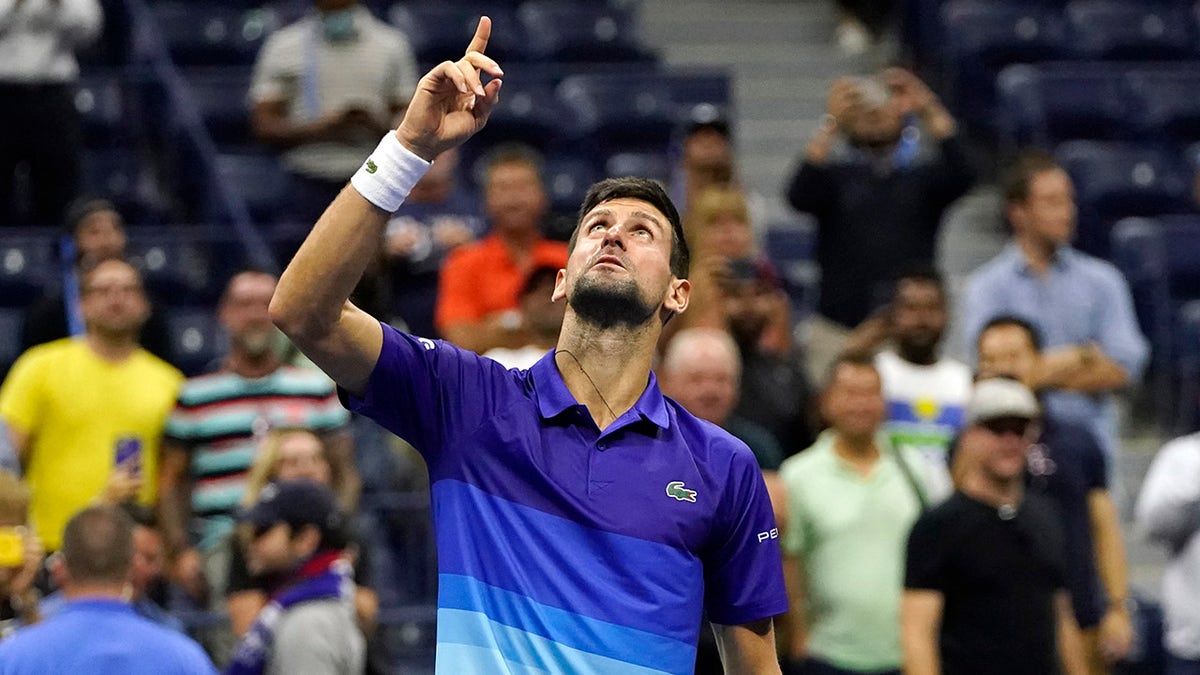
left=466, top=16, right=492, bottom=56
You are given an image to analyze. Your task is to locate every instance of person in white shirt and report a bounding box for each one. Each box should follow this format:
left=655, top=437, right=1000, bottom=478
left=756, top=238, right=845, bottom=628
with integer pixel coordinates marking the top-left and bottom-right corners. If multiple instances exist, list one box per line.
left=845, top=265, right=970, bottom=496
left=0, top=0, right=102, bottom=225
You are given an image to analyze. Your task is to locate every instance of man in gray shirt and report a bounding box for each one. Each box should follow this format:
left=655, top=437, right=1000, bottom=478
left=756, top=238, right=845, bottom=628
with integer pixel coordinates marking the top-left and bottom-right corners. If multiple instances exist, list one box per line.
left=227, top=480, right=363, bottom=675
left=1135, top=432, right=1200, bottom=674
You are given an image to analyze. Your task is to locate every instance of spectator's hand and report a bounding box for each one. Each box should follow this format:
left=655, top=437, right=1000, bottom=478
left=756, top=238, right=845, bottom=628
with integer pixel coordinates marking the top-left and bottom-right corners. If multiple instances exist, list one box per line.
left=7, top=529, right=43, bottom=598
left=100, top=466, right=143, bottom=505
left=397, top=17, right=503, bottom=161
left=1098, top=604, right=1134, bottom=663
left=884, top=68, right=935, bottom=115
left=826, top=77, right=861, bottom=130
left=171, top=547, right=209, bottom=606
left=432, top=218, right=475, bottom=249
left=341, top=107, right=390, bottom=136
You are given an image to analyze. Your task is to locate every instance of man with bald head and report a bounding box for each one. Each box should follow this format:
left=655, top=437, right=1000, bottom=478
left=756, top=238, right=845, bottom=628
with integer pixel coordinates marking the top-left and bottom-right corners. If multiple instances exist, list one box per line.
left=0, top=259, right=183, bottom=552
left=660, top=327, right=784, bottom=470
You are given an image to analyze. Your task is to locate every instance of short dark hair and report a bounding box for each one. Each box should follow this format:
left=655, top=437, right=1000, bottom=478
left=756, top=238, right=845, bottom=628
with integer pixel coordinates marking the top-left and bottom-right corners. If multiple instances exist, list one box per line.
left=1002, top=149, right=1062, bottom=204
left=65, top=197, right=122, bottom=235
left=480, top=142, right=544, bottom=186
left=977, top=315, right=1043, bottom=352
left=893, top=263, right=945, bottom=300
left=823, top=350, right=880, bottom=391
left=61, top=505, right=134, bottom=585
left=519, top=265, right=561, bottom=299
left=569, top=177, right=690, bottom=279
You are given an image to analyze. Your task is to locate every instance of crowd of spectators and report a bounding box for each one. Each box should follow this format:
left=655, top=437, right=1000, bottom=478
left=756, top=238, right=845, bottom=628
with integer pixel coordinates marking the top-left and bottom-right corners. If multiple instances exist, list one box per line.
left=1, top=0, right=1198, bottom=673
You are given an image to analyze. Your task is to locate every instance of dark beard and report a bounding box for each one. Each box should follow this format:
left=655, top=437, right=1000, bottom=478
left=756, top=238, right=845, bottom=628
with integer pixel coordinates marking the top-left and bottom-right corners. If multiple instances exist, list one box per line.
left=569, top=276, right=658, bottom=330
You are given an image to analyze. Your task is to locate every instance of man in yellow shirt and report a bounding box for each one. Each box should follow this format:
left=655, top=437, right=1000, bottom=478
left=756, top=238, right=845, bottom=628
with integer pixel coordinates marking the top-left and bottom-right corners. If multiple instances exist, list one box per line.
left=0, top=258, right=182, bottom=551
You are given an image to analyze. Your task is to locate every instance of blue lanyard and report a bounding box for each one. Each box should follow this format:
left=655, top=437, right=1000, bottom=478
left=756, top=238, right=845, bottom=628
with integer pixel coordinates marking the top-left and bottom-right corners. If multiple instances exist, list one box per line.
left=301, top=20, right=321, bottom=121
left=60, top=236, right=85, bottom=337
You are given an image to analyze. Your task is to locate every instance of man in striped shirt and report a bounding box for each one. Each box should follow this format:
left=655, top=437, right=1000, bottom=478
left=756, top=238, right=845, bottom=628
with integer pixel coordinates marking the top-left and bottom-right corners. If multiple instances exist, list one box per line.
left=158, top=271, right=355, bottom=606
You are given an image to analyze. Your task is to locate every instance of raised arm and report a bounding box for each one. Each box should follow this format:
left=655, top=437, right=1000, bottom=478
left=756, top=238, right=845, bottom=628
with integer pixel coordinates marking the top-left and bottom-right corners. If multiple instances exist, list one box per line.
left=269, top=18, right=503, bottom=397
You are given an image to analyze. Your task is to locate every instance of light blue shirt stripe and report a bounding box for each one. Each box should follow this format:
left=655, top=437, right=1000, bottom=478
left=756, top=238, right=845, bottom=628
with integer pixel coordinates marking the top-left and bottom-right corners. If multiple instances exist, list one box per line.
left=436, top=608, right=675, bottom=675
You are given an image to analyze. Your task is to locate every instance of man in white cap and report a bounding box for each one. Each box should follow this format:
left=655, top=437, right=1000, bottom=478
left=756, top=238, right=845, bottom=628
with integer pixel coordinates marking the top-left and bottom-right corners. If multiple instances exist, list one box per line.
left=900, top=377, right=1087, bottom=675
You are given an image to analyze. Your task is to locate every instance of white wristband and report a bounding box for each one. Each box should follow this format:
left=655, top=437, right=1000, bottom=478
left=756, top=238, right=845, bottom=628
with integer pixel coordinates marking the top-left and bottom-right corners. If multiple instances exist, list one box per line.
left=350, top=133, right=432, bottom=213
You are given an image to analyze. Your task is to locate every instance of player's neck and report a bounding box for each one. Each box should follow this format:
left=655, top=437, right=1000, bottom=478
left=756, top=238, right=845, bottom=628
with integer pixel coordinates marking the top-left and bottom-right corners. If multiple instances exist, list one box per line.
left=84, top=331, right=139, bottom=363
left=555, top=319, right=657, bottom=431
left=961, top=471, right=1023, bottom=509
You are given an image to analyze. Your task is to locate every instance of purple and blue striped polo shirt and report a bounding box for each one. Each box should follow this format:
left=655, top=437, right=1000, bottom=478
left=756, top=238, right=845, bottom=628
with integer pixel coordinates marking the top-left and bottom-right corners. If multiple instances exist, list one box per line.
left=345, top=324, right=787, bottom=674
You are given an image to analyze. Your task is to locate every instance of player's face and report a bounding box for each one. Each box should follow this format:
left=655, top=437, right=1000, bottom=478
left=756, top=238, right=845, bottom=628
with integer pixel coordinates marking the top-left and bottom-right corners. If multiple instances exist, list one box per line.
left=892, top=279, right=945, bottom=355
left=81, top=259, right=150, bottom=337
left=977, top=325, right=1040, bottom=390
left=822, top=363, right=885, bottom=440
left=664, top=344, right=738, bottom=425
left=246, top=523, right=296, bottom=575
left=74, top=210, right=126, bottom=263
left=484, top=162, right=547, bottom=236
left=220, top=273, right=278, bottom=356
left=1012, top=168, right=1077, bottom=248
left=556, top=198, right=687, bottom=329
left=275, top=431, right=332, bottom=486
left=967, top=417, right=1037, bottom=483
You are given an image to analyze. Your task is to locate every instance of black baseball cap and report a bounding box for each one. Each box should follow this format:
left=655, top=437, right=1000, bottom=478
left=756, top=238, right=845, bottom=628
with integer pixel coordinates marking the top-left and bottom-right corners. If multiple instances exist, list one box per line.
left=241, top=480, right=346, bottom=545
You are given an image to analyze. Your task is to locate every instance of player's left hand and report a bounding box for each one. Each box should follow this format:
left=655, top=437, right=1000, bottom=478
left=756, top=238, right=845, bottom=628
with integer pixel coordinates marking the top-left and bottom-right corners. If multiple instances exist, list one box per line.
left=1098, top=604, right=1134, bottom=663
left=397, top=17, right=503, bottom=161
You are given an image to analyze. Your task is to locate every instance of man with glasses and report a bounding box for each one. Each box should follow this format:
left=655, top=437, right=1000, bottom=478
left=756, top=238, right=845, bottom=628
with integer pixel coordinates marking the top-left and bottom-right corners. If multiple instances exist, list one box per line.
left=900, top=377, right=1088, bottom=675
left=0, top=259, right=182, bottom=553
left=976, top=316, right=1132, bottom=673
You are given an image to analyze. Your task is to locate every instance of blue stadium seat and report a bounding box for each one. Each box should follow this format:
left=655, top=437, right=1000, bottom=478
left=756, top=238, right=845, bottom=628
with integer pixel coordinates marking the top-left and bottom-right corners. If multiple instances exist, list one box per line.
left=542, top=154, right=601, bottom=216
left=151, top=2, right=277, bottom=66
left=388, top=3, right=524, bottom=65
left=184, top=68, right=254, bottom=150
left=1055, top=141, right=1193, bottom=258
left=940, top=1, right=1069, bottom=130
left=1127, top=66, right=1200, bottom=144
left=996, top=63, right=1132, bottom=146
left=1111, top=215, right=1200, bottom=431
left=763, top=215, right=819, bottom=320
left=165, top=307, right=225, bottom=376
left=604, top=151, right=670, bottom=184
left=0, top=229, right=58, bottom=308
left=75, top=71, right=130, bottom=148
left=556, top=73, right=677, bottom=152
left=1066, top=0, right=1195, bottom=61
left=1177, top=300, right=1200, bottom=432
left=81, top=149, right=166, bottom=226
left=466, top=73, right=568, bottom=152
left=125, top=229, right=222, bottom=305
left=517, top=0, right=657, bottom=63
left=214, top=152, right=291, bottom=225
left=0, top=309, right=25, bottom=378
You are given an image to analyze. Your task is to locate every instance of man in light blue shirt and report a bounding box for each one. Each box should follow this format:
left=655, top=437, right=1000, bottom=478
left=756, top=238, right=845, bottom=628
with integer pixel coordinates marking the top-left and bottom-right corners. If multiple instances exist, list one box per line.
left=959, top=149, right=1148, bottom=463
left=0, top=506, right=214, bottom=674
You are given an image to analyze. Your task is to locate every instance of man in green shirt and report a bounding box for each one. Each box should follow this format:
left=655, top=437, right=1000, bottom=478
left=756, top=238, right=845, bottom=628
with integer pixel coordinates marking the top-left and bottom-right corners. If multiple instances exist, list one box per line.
left=779, top=353, right=945, bottom=674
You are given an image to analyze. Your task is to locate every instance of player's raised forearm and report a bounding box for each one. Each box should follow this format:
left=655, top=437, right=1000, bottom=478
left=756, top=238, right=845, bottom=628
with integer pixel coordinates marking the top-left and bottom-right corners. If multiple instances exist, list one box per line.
left=270, top=185, right=390, bottom=342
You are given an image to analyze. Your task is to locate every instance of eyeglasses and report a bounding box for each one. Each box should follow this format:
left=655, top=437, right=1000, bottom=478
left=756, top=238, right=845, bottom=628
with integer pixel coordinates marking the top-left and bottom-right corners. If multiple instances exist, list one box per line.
left=980, top=417, right=1035, bottom=437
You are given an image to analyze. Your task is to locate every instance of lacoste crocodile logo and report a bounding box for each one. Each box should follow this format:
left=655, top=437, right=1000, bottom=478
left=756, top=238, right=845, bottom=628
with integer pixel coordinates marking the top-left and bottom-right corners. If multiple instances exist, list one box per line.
left=665, top=481, right=697, bottom=503
left=365, top=159, right=378, bottom=174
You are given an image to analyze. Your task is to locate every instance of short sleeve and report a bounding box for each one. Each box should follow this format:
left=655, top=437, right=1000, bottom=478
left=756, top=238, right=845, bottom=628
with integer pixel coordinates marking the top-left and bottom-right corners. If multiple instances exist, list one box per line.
left=904, top=512, right=947, bottom=591
left=434, top=246, right=484, bottom=330
left=0, top=348, right=46, bottom=435
left=1080, top=430, right=1108, bottom=491
left=341, top=323, right=515, bottom=461
left=702, top=448, right=789, bottom=625
left=248, top=32, right=290, bottom=104
left=387, top=32, right=418, bottom=107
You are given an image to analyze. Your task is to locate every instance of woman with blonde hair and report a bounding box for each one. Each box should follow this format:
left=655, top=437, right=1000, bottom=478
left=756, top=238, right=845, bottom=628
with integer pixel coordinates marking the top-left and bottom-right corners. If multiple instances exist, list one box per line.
left=226, top=428, right=377, bottom=640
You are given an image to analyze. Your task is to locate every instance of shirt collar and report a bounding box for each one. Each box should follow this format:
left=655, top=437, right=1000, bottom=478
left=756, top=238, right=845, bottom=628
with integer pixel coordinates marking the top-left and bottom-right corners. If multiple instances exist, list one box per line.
left=1004, top=241, right=1074, bottom=275
left=529, top=350, right=671, bottom=431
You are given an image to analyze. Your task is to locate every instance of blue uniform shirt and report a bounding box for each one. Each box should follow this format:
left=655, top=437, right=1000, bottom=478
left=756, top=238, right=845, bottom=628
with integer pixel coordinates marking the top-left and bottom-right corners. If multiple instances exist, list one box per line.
left=960, top=244, right=1150, bottom=459
left=0, top=598, right=214, bottom=674
left=345, top=325, right=788, bottom=674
